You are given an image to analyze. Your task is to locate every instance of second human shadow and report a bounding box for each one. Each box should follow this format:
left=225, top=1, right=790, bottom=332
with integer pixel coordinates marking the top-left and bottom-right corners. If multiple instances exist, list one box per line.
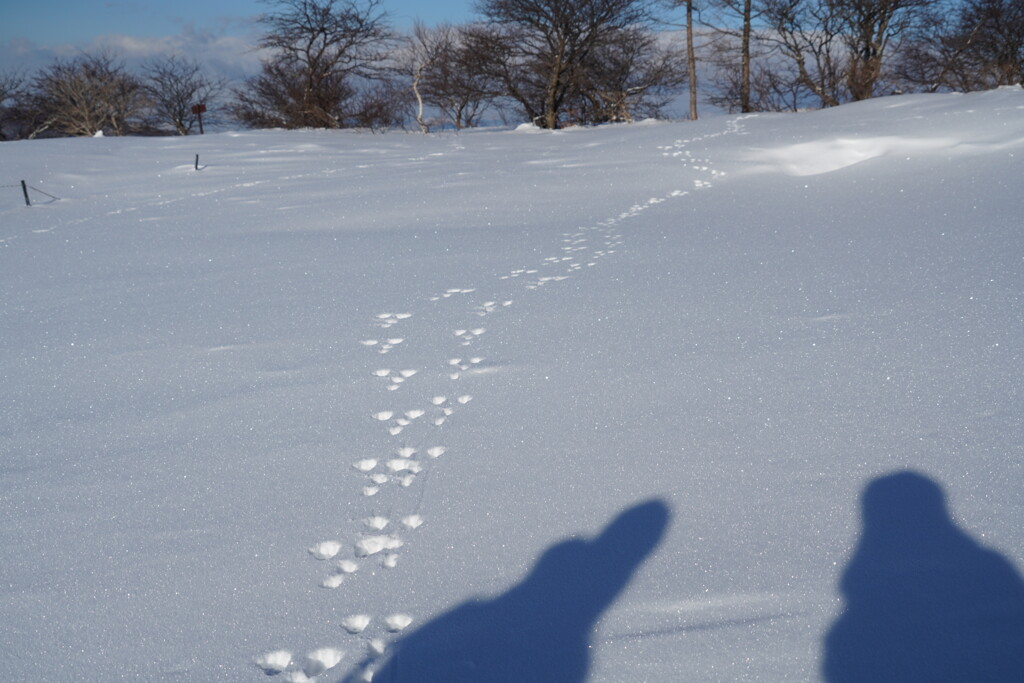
left=824, top=470, right=1024, bottom=681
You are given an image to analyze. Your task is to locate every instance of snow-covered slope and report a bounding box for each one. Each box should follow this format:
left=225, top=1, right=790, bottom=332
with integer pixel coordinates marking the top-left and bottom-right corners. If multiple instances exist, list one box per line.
left=2, top=89, right=1023, bottom=681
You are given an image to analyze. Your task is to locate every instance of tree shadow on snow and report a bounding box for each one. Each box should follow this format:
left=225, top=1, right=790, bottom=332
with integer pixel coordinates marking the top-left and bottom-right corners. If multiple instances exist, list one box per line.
left=344, top=499, right=670, bottom=683
left=823, top=471, right=1024, bottom=682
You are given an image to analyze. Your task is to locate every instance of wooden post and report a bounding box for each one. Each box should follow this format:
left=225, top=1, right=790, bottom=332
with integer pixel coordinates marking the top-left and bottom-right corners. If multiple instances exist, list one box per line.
left=195, top=154, right=200, bottom=171
left=192, top=103, right=207, bottom=135
left=21, top=180, right=30, bottom=207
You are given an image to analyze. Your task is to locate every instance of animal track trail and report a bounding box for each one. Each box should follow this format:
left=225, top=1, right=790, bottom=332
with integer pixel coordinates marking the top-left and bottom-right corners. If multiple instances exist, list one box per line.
left=428, top=287, right=476, bottom=302
left=358, top=337, right=405, bottom=355
left=656, top=114, right=752, bottom=195
left=371, top=367, right=418, bottom=392
left=258, top=116, right=746, bottom=680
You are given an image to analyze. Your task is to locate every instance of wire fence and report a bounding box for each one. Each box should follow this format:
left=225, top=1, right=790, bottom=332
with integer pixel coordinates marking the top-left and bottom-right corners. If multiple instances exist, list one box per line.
left=2, top=181, right=61, bottom=206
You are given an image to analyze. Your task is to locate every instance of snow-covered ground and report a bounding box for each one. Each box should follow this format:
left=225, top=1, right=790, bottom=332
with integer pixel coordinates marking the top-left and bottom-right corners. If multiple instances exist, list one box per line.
left=2, top=89, right=1023, bottom=682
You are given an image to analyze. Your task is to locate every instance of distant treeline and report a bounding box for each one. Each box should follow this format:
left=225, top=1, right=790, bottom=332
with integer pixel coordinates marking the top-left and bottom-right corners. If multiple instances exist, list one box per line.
left=1, top=0, right=1020, bottom=139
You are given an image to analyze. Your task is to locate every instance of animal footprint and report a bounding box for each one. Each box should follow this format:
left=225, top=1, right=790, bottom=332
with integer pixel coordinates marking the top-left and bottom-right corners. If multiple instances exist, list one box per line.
left=373, top=368, right=418, bottom=391
left=301, top=648, right=344, bottom=677
left=309, top=541, right=342, bottom=560
left=356, top=535, right=403, bottom=557
left=342, top=614, right=371, bottom=634
left=377, top=338, right=405, bottom=354
left=375, top=313, right=411, bottom=329
left=385, top=614, right=414, bottom=632
left=474, top=300, right=512, bottom=316
left=255, top=650, right=292, bottom=675
left=320, top=573, right=345, bottom=589
left=432, top=287, right=476, bottom=301
left=386, top=458, right=422, bottom=474
left=402, top=514, right=425, bottom=529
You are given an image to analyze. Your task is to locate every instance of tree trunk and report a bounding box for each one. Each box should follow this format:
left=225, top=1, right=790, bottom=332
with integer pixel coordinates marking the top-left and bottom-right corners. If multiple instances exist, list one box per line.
left=413, top=64, right=428, bottom=133
left=740, top=0, right=752, bottom=112
left=543, top=43, right=566, bottom=128
left=687, top=0, right=699, bottom=120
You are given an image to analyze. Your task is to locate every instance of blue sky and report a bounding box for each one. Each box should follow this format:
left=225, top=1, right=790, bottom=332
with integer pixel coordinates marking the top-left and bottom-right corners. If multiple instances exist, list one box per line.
left=2, top=1, right=475, bottom=44
left=1, top=1, right=477, bottom=74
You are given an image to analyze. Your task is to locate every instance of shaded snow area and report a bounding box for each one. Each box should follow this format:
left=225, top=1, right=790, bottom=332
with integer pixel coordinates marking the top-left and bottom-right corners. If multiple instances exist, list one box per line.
left=2, top=89, right=1023, bottom=681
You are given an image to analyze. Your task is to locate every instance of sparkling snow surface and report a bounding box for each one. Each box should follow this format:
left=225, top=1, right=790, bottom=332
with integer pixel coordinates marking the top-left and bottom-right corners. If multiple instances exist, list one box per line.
left=2, top=89, right=1023, bottom=681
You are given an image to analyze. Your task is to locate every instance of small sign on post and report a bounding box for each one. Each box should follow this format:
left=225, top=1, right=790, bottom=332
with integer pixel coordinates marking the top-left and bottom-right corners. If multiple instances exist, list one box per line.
left=191, top=103, right=207, bottom=135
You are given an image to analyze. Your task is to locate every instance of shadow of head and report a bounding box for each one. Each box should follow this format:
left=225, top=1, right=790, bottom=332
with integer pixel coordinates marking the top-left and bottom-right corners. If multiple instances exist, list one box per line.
left=361, top=499, right=671, bottom=683
left=520, top=499, right=671, bottom=622
left=859, top=470, right=954, bottom=549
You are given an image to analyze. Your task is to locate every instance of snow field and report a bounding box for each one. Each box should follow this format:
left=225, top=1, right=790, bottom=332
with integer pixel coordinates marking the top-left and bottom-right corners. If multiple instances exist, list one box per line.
left=1, top=89, right=1023, bottom=681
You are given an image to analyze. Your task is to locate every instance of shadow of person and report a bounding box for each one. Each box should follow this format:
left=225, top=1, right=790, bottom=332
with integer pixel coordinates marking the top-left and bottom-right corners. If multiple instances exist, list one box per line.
left=348, top=499, right=670, bottom=683
left=823, top=471, right=1024, bottom=682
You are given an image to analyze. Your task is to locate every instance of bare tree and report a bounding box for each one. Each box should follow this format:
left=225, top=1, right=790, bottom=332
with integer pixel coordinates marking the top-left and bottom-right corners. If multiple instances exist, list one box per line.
left=234, top=59, right=347, bottom=127
left=946, top=0, right=1023, bottom=87
left=706, top=31, right=806, bottom=110
left=0, top=70, right=27, bottom=140
left=458, top=22, right=540, bottom=125
left=891, top=11, right=962, bottom=91
left=896, top=0, right=1023, bottom=91
left=0, top=71, right=22, bottom=105
left=572, top=27, right=687, bottom=122
left=702, top=0, right=767, bottom=111
left=234, top=0, right=393, bottom=128
left=143, top=56, right=226, bottom=135
left=420, top=25, right=502, bottom=129
left=761, top=0, right=848, bottom=107
left=758, top=0, right=932, bottom=107
left=348, top=77, right=412, bottom=130
left=834, top=0, right=931, bottom=100
left=29, top=51, right=145, bottom=137
left=401, top=21, right=451, bottom=132
left=470, top=0, right=659, bottom=128
left=400, top=22, right=501, bottom=131
left=660, top=0, right=704, bottom=119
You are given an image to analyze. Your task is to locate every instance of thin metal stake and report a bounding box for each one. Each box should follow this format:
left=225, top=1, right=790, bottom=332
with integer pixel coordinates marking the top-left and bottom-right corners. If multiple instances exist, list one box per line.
left=21, top=180, right=30, bottom=206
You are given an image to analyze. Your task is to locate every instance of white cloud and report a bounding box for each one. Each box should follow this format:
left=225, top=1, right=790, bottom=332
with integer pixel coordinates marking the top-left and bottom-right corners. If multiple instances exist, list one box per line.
left=0, top=21, right=266, bottom=82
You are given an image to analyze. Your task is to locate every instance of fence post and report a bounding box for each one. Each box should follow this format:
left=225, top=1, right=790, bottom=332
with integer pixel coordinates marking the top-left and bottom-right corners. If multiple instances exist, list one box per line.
left=195, top=154, right=200, bottom=171
left=21, top=180, right=30, bottom=207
